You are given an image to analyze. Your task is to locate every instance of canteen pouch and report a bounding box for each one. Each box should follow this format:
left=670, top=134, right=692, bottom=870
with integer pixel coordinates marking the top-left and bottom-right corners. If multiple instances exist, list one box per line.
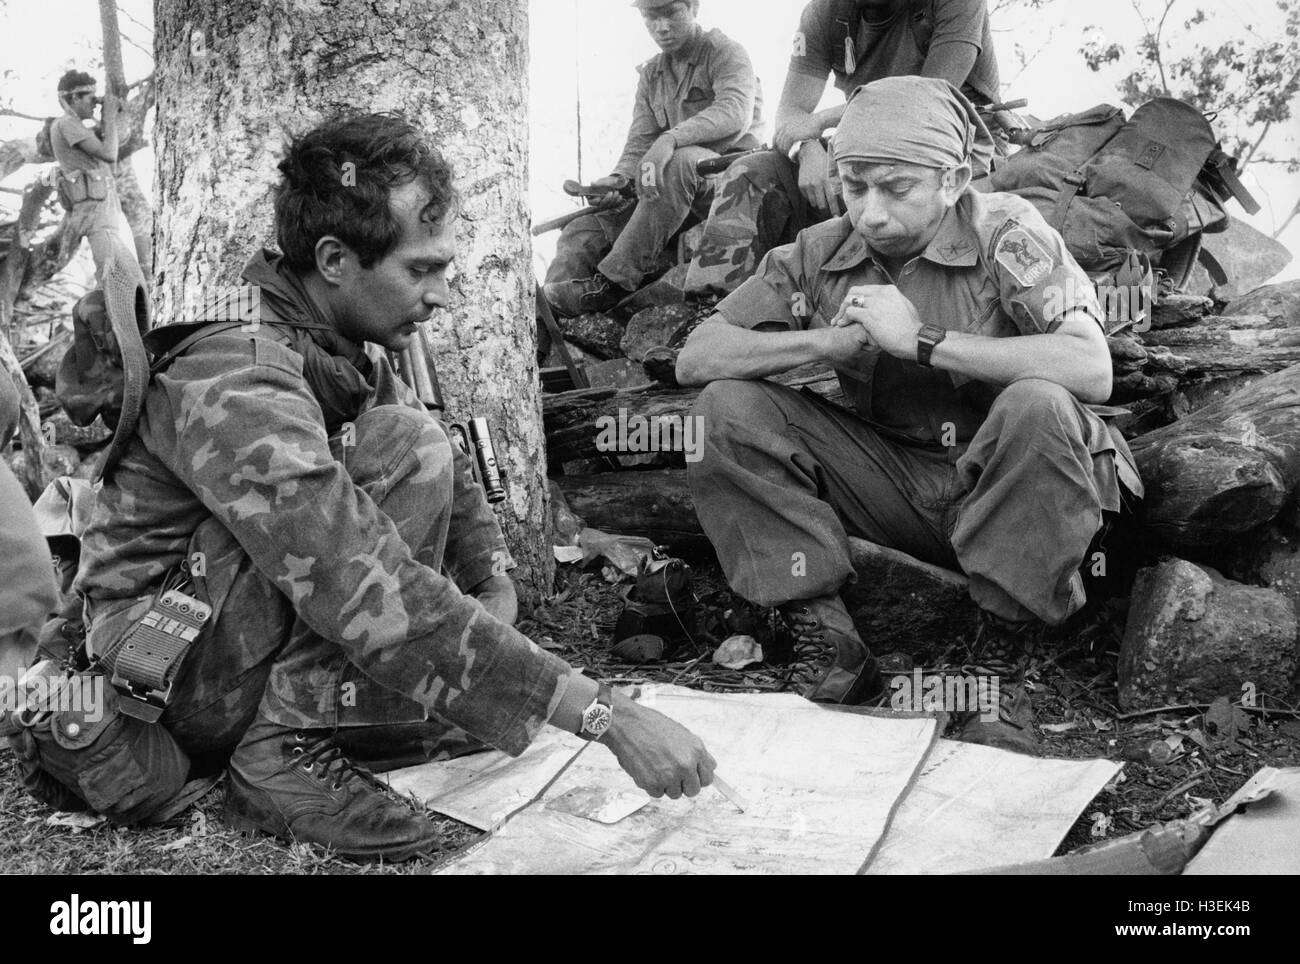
left=5, top=671, right=190, bottom=825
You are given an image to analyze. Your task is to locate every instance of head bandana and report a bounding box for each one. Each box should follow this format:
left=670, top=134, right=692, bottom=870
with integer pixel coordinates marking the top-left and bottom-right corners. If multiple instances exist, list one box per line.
left=833, top=76, right=995, bottom=179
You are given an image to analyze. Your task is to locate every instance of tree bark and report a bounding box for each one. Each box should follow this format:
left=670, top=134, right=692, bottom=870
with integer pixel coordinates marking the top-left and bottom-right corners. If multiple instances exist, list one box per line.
left=0, top=181, right=54, bottom=496
left=153, top=0, right=551, bottom=602
left=1130, top=364, right=1300, bottom=551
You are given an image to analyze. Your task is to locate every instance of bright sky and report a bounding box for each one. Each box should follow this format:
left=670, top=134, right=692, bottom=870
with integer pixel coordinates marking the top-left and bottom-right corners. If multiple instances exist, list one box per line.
left=3, top=0, right=1296, bottom=281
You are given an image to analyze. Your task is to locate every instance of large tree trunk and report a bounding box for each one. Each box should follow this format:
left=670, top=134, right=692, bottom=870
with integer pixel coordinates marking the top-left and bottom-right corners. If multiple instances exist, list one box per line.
left=153, top=0, right=551, bottom=602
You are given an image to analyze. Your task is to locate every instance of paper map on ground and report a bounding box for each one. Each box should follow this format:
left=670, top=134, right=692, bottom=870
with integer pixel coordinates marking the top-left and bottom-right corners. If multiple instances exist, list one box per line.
left=387, top=685, right=1120, bottom=874
left=441, top=686, right=937, bottom=874
left=862, top=739, right=1123, bottom=874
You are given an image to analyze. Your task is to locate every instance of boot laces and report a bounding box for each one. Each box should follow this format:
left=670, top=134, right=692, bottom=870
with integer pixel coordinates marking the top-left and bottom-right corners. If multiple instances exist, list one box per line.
left=292, top=733, right=383, bottom=793
left=780, top=608, right=834, bottom=685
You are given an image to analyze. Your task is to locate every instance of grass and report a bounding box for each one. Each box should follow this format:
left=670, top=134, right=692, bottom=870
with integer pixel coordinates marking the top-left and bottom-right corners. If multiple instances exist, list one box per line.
left=2, top=559, right=1297, bottom=874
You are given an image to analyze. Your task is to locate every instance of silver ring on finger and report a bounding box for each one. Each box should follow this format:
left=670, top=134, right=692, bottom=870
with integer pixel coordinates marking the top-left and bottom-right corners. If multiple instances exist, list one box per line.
left=850, top=295, right=866, bottom=309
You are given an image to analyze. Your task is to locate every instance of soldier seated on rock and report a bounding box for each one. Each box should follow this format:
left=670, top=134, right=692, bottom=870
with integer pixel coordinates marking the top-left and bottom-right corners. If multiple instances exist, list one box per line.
left=675, top=77, right=1144, bottom=754
left=543, top=0, right=764, bottom=317
left=68, top=112, right=716, bottom=860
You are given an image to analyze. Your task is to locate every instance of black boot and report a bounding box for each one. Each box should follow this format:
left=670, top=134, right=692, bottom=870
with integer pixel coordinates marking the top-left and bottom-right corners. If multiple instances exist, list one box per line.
left=778, top=596, right=883, bottom=705
left=225, top=717, right=442, bottom=863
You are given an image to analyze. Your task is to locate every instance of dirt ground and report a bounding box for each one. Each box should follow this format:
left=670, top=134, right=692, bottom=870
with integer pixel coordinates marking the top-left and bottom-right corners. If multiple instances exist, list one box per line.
left=1, top=555, right=1297, bottom=874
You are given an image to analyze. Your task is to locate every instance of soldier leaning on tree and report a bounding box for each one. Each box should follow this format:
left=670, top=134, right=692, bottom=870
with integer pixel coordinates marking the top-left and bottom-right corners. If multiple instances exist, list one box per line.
left=15, top=113, right=717, bottom=861
left=543, top=0, right=764, bottom=316
left=48, top=70, right=147, bottom=281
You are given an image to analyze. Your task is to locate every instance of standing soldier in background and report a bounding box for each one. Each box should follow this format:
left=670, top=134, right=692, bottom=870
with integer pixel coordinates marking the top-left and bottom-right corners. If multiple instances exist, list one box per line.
left=683, top=0, right=1006, bottom=298
left=49, top=70, right=147, bottom=281
left=543, top=0, right=764, bottom=316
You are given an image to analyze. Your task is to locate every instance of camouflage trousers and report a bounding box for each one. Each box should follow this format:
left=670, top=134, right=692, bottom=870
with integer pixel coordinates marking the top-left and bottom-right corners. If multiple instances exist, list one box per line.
left=683, top=149, right=824, bottom=299
left=688, top=379, right=1132, bottom=626
left=545, top=145, right=718, bottom=291
left=86, top=405, right=482, bottom=771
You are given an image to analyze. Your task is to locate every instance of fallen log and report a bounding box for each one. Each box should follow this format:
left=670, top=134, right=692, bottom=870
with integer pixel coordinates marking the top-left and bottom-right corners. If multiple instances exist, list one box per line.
left=544, top=365, right=843, bottom=464
left=556, top=468, right=701, bottom=546
left=1130, top=364, right=1300, bottom=551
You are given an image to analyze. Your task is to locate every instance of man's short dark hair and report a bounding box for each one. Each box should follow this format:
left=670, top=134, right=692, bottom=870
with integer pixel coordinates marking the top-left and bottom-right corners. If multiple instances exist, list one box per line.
left=57, top=70, right=96, bottom=93
left=274, top=113, right=457, bottom=272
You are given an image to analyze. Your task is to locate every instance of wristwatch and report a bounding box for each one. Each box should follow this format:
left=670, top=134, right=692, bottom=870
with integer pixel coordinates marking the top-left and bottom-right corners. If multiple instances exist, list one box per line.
left=916, top=324, right=947, bottom=368
left=578, top=683, right=614, bottom=741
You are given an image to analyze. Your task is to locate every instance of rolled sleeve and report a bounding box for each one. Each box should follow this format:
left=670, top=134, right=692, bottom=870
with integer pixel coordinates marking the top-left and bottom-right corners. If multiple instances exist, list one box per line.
left=990, top=210, right=1102, bottom=336
left=789, top=0, right=834, bottom=81
left=931, top=0, right=988, bottom=50
left=716, top=239, right=809, bottom=331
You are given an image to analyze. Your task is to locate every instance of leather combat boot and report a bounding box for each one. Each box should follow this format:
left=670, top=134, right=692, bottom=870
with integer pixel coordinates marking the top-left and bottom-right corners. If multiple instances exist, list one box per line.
left=778, top=596, right=884, bottom=705
left=225, top=718, right=442, bottom=863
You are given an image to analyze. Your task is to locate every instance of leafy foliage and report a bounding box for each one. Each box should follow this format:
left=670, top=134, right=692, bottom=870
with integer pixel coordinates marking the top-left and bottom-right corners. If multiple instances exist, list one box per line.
left=1079, top=1, right=1300, bottom=170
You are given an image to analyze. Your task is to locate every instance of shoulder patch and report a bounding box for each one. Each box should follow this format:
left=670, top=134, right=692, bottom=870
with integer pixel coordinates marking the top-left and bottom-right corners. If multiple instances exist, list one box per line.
left=994, top=227, right=1054, bottom=288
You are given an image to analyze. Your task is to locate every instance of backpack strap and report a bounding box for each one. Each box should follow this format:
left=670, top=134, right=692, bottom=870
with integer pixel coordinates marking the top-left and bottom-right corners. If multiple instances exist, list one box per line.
left=96, top=241, right=152, bottom=484
left=1196, top=246, right=1230, bottom=287
left=1050, top=170, right=1088, bottom=233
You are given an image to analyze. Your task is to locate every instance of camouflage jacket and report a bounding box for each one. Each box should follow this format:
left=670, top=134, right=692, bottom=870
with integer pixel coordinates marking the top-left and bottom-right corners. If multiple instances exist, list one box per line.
left=613, top=26, right=764, bottom=180
left=75, top=252, right=570, bottom=755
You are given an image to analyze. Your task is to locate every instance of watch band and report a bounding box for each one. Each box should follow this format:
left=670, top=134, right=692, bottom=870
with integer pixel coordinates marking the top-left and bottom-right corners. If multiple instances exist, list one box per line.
left=916, top=324, right=947, bottom=368
left=578, top=683, right=614, bottom=741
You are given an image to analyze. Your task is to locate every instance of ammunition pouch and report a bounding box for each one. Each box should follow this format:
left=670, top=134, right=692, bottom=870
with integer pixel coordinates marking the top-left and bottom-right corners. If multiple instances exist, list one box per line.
left=61, top=170, right=111, bottom=205
left=4, top=671, right=191, bottom=825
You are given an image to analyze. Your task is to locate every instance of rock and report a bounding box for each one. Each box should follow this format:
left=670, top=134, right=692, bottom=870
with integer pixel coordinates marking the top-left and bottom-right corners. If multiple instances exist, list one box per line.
left=841, top=538, right=980, bottom=657
left=1221, top=522, right=1300, bottom=621
left=583, top=357, right=650, bottom=391
left=556, top=313, right=626, bottom=359
left=1118, top=559, right=1298, bottom=711
left=1224, top=280, right=1300, bottom=328
left=1151, top=294, right=1214, bottom=330
left=621, top=303, right=701, bottom=362
left=1187, top=216, right=1293, bottom=301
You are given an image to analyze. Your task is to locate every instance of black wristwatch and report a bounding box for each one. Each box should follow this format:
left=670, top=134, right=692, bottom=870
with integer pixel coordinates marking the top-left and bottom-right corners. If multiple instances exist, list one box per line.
left=578, top=683, right=614, bottom=741
left=916, top=324, right=947, bottom=368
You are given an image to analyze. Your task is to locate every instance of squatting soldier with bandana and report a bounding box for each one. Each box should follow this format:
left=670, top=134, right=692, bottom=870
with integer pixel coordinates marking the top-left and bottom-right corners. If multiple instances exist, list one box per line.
left=72, top=114, right=716, bottom=860
left=682, top=0, right=1007, bottom=299
left=676, top=77, right=1143, bottom=751
left=543, top=0, right=763, bottom=316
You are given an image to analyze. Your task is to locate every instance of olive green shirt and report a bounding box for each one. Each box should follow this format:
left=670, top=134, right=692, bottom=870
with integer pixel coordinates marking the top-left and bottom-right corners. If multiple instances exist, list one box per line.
left=613, top=26, right=764, bottom=180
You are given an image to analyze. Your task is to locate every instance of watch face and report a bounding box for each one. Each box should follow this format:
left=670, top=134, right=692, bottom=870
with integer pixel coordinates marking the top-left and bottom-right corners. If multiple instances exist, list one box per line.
left=583, top=703, right=613, bottom=736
